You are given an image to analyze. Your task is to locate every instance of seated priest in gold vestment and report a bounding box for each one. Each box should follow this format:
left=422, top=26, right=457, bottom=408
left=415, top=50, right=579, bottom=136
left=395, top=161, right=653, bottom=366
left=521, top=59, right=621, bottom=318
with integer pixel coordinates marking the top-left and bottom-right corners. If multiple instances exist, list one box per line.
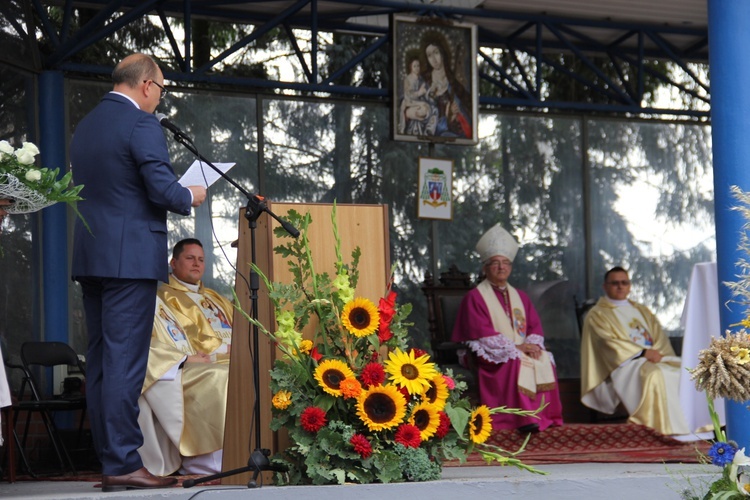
left=581, top=266, right=691, bottom=438
left=158, top=238, right=234, bottom=360
left=138, top=295, right=229, bottom=474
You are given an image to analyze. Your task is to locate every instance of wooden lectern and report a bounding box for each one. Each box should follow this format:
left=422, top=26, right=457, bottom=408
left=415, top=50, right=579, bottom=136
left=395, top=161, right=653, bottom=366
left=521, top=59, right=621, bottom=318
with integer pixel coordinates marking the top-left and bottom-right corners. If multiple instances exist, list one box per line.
left=222, top=202, right=390, bottom=485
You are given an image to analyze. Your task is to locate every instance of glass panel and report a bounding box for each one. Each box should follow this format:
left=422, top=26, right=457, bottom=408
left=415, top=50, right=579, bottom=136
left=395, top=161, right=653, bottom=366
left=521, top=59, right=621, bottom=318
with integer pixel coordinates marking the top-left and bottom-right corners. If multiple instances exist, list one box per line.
left=162, top=90, right=259, bottom=297
left=67, top=81, right=111, bottom=356
left=587, top=119, right=715, bottom=334
left=263, top=98, right=434, bottom=348
left=0, top=64, right=34, bottom=383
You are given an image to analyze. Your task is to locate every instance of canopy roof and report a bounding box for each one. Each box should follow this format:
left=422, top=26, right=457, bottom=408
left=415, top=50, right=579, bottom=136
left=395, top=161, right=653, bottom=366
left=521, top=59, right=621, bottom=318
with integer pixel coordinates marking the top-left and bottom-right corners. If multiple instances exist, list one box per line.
left=6, top=0, right=710, bottom=116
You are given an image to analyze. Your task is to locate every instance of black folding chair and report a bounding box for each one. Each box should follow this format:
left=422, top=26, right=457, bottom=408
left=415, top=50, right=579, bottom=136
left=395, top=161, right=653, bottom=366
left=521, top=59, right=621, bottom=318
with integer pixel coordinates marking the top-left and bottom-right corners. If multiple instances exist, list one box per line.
left=13, top=342, right=87, bottom=476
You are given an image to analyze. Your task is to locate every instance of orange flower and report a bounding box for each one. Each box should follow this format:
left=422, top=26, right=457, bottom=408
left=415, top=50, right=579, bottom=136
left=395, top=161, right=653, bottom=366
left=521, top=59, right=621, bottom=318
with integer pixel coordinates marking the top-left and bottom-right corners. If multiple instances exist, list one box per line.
left=340, top=377, right=363, bottom=399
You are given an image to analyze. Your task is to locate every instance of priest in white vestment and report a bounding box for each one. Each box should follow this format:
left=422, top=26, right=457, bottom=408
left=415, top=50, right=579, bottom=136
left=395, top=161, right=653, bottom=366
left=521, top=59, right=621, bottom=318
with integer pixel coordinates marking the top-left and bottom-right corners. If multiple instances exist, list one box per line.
left=581, top=266, right=690, bottom=438
left=138, top=296, right=229, bottom=475
left=158, top=238, right=234, bottom=361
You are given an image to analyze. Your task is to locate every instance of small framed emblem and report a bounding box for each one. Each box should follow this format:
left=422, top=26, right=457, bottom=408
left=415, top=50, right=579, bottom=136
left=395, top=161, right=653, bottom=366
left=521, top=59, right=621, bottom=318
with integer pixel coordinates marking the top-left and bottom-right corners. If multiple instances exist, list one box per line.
left=417, top=157, right=453, bottom=220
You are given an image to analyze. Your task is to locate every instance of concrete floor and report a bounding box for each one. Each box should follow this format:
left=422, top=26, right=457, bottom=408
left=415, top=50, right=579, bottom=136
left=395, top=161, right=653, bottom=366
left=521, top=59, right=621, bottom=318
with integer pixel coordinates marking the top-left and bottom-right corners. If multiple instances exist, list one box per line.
left=0, top=463, right=720, bottom=500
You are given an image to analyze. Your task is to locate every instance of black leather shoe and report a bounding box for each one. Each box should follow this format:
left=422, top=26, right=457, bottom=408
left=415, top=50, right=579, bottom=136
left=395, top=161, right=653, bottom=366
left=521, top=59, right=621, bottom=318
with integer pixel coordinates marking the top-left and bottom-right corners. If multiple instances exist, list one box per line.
left=517, top=423, right=540, bottom=434
left=101, top=467, right=178, bottom=492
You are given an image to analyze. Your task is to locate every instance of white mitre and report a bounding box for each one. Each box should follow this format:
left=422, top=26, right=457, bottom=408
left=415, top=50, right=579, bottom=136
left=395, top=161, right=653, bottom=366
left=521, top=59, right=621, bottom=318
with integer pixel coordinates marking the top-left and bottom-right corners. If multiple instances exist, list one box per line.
left=475, top=224, right=519, bottom=263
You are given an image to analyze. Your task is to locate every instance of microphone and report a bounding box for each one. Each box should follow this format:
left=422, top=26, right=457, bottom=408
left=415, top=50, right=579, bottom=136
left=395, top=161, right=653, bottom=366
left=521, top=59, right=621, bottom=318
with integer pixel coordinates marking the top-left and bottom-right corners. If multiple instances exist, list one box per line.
left=155, top=113, right=191, bottom=141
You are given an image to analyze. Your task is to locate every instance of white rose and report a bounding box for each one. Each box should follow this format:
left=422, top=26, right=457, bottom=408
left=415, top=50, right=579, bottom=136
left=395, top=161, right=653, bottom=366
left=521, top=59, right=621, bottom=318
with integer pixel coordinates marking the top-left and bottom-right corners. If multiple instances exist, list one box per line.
left=25, top=169, right=42, bottom=182
left=20, top=142, right=40, bottom=156
left=0, top=140, right=13, bottom=156
left=730, top=448, right=750, bottom=496
left=15, top=149, right=35, bottom=165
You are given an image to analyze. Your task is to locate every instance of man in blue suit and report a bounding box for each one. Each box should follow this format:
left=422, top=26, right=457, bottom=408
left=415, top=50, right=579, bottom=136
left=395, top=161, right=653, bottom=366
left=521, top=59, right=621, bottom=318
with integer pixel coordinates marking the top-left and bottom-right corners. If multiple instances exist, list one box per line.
left=70, top=53, right=207, bottom=492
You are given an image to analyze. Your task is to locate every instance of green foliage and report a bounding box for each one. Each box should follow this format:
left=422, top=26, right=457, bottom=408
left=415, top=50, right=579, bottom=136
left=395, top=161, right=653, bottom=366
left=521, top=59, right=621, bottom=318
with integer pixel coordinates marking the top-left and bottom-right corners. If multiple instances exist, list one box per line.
left=395, top=444, right=442, bottom=482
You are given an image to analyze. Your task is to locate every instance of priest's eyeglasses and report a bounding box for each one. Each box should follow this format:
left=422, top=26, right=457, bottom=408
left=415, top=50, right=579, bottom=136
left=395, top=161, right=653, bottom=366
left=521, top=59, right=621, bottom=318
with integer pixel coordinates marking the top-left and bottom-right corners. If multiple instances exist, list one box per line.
left=606, top=280, right=630, bottom=286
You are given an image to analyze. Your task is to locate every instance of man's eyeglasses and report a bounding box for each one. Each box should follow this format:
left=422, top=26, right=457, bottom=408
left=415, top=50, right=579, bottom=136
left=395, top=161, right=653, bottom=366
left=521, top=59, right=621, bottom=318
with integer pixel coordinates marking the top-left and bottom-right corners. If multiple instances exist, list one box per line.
left=144, top=80, right=168, bottom=99
left=606, top=280, right=630, bottom=286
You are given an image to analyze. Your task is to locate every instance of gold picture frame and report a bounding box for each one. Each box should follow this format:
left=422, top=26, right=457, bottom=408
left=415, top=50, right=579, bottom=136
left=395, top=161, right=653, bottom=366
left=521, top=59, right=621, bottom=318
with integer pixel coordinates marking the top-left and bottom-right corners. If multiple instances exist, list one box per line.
left=392, top=15, right=478, bottom=145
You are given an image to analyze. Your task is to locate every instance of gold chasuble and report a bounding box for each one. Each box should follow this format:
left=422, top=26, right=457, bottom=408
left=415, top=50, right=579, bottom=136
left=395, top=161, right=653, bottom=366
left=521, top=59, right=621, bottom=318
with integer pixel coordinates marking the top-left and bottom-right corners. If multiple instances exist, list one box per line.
left=476, top=280, right=556, bottom=397
left=158, top=275, right=234, bottom=362
left=581, top=297, right=689, bottom=436
left=138, top=297, right=229, bottom=475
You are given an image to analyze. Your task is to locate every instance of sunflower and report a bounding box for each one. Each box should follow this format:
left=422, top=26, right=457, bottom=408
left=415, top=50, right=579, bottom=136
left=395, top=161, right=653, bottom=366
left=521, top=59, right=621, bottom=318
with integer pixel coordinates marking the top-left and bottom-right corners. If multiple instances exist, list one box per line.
left=422, top=374, right=450, bottom=410
left=356, top=384, right=407, bottom=431
left=384, top=348, right=439, bottom=395
left=408, top=402, right=440, bottom=441
left=468, top=405, right=493, bottom=444
left=342, top=297, right=380, bottom=337
left=314, top=359, right=355, bottom=397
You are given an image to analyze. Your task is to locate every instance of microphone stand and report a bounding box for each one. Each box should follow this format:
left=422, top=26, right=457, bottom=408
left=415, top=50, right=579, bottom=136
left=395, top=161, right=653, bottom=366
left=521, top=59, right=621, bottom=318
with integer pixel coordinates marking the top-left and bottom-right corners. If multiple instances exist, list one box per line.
left=167, top=131, right=298, bottom=488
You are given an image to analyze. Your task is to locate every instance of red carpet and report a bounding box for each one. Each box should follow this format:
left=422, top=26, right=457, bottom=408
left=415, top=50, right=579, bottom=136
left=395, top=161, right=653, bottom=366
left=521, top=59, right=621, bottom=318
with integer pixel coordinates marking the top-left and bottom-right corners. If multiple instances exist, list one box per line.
left=450, top=423, right=710, bottom=466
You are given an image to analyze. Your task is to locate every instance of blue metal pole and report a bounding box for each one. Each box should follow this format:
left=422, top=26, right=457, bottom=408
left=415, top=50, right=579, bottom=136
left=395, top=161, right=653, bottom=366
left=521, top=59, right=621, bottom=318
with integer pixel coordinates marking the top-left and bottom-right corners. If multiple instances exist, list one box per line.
left=709, top=0, right=750, bottom=447
left=38, top=71, right=69, bottom=345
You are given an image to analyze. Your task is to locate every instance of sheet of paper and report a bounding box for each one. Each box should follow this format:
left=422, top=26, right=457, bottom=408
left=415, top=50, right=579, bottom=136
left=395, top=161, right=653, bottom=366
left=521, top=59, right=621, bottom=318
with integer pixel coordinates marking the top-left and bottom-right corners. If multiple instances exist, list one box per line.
left=179, top=160, right=236, bottom=188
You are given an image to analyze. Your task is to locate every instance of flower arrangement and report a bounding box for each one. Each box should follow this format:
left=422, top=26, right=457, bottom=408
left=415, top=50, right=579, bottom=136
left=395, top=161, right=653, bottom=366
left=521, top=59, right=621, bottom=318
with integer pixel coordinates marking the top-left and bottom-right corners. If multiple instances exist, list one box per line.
left=242, top=206, right=545, bottom=485
left=684, top=186, right=750, bottom=499
left=688, top=339, right=750, bottom=499
left=0, top=139, right=84, bottom=214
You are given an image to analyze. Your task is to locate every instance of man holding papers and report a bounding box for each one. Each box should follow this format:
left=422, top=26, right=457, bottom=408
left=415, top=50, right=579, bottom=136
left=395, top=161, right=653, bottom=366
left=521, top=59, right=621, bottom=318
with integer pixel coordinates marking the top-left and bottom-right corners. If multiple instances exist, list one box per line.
left=70, top=53, right=206, bottom=492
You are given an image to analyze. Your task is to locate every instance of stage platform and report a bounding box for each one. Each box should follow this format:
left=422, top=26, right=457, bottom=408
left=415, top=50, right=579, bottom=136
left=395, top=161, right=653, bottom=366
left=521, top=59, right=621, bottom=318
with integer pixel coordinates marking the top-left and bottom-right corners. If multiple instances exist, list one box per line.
left=0, top=463, right=720, bottom=500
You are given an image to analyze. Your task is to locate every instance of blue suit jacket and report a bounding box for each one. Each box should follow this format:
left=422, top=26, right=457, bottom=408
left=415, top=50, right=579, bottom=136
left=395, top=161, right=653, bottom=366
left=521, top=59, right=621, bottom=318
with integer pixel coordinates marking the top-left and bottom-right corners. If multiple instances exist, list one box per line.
left=71, top=93, right=192, bottom=282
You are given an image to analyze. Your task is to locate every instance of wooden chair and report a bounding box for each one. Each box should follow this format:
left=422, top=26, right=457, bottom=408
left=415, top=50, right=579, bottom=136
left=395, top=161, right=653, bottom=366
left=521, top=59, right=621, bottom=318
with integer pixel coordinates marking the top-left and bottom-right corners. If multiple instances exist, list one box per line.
left=421, top=265, right=478, bottom=401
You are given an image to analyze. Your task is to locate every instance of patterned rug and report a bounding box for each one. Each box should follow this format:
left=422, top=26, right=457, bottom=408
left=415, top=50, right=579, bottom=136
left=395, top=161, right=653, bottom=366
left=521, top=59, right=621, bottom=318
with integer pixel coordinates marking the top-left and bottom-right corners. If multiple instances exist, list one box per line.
left=448, top=423, right=710, bottom=466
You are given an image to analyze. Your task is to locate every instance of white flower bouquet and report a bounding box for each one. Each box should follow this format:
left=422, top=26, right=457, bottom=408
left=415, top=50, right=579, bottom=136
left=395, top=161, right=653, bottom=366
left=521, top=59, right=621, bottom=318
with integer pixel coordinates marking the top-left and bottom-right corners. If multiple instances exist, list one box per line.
left=0, top=140, right=84, bottom=214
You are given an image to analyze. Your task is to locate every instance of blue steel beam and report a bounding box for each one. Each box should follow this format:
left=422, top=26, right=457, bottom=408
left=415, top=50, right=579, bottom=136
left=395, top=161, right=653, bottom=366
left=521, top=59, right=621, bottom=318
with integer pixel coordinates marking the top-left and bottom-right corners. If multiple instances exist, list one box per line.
left=157, top=7, right=186, bottom=72
left=44, top=0, right=130, bottom=66
left=284, top=22, right=313, bottom=83
left=195, top=0, right=309, bottom=74
left=32, top=0, right=60, bottom=45
left=37, top=0, right=708, bottom=59
left=709, top=0, right=750, bottom=450
left=321, top=35, right=388, bottom=86
left=24, top=0, right=709, bottom=116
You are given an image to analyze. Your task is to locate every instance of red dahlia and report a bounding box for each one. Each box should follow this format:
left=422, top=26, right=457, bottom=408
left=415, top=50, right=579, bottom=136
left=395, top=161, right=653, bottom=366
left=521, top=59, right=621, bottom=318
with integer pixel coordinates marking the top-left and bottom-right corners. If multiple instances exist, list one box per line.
left=349, top=433, right=373, bottom=459
left=410, top=347, right=428, bottom=359
left=360, top=362, right=386, bottom=387
left=436, top=411, right=451, bottom=438
left=394, top=423, right=422, bottom=448
left=300, top=406, right=327, bottom=433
